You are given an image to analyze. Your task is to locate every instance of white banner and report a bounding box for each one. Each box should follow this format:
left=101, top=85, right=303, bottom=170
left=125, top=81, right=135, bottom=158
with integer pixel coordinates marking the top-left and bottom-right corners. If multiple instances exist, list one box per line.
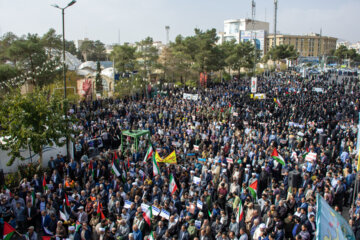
left=193, top=176, right=201, bottom=185
left=183, top=93, right=199, bottom=101
left=160, top=209, right=170, bottom=220
left=251, top=77, right=257, bottom=93
left=141, top=203, right=150, bottom=212
left=152, top=206, right=160, bottom=216
left=124, top=200, right=132, bottom=209
left=312, top=87, right=324, bottom=93
left=197, top=200, right=203, bottom=209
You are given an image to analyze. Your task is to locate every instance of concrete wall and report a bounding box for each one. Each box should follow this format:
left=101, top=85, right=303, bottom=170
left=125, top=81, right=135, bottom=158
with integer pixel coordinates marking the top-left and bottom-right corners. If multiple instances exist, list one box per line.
left=0, top=140, right=73, bottom=173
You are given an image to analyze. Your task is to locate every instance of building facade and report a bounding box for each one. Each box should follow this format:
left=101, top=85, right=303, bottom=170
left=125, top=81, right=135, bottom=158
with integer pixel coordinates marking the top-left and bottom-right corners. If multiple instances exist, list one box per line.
left=220, top=18, right=269, bottom=43
left=266, top=33, right=337, bottom=57
left=217, top=19, right=269, bottom=55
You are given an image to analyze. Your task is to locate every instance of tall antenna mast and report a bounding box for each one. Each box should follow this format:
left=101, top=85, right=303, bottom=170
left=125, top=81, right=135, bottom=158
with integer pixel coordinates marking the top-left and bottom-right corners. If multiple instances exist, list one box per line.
left=251, top=0, right=256, bottom=31
left=165, top=26, right=170, bottom=45
left=273, top=0, right=278, bottom=48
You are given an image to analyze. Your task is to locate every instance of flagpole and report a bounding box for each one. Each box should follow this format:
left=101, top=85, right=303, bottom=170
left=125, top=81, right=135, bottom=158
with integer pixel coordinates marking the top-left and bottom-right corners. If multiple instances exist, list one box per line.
left=351, top=173, right=359, bottom=221
left=351, top=112, right=360, bottom=220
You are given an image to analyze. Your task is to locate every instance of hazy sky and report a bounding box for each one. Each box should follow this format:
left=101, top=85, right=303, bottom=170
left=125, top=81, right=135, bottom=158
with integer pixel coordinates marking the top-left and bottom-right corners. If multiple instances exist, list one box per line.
left=0, top=0, right=359, bottom=45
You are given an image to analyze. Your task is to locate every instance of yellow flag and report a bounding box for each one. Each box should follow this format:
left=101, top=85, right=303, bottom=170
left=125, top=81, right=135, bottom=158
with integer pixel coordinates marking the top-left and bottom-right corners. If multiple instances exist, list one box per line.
left=163, top=151, right=177, bottom=164
left=250, top=94, right=253, bottom=99
left=157, top=151, right=177, bottom=164
left=357, top=152, right=360, bottom=172
left=155, top=151, right=163, bottom=163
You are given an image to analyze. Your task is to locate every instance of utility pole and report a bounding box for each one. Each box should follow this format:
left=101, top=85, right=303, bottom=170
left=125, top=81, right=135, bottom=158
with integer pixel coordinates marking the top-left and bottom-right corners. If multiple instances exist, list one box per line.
left=165, top=26, right=170, bottom=45
left=118, top=29, right=120, bottom=45
left=273, top=0, right=278, bottom=49
left=251, top=0, right=257, bottom=74
left=273, top=0, right=278, bottom=71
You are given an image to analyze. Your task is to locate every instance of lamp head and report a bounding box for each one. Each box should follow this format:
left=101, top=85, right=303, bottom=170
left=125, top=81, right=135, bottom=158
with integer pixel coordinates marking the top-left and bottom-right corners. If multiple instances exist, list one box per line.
left=67, top=0, right=76, bottom=7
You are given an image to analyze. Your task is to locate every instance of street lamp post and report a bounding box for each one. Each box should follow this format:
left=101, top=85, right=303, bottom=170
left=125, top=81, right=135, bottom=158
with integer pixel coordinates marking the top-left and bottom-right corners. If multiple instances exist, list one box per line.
left=52, top=0, right=76, bottom=99
left=52, top=0, right=76, bottom=159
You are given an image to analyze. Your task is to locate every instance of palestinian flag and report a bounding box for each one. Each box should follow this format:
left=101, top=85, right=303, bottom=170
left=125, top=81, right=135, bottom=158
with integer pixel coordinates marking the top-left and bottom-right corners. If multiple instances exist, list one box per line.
left=236, top=201, right=244, bottom=223
left=75, top=221, right=81, bottom=232
left=65, top=193, right=70, bottom=207
left=152, top=154, right=160, bottom=176
left=42, top=176, right=48, bottom=191
left=3, top=222, right=15, bottom=240
left=302, top=147, right=310, bottom=159
left=3, top=186, right=11, bottom=197
left=147, top=231, right=155, bottom=240
left=208, top=209, right=212, bottom=217
left=97, top=202, right=106, bottom=220
left=143, top=206, right=152, bottom=226
left=274, top=98, right=282, bottom=108
left=169, top=174, right=178, bottom=195
left=111, top=157, right=121, bottom=177
left=229, top=102, right=233, bottom=113
left=248, top=179, right=258, bottom=199
left=144, top=146, right=154, bottom=163
left=89, top=161, right=94, bottom=178
left=271, top=148, right=285, bottom=166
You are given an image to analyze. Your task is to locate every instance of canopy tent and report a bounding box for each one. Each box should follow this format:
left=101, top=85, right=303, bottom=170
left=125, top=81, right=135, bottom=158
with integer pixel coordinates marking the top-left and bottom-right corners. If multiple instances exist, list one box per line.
left=121, top=130, right=151, bottom=151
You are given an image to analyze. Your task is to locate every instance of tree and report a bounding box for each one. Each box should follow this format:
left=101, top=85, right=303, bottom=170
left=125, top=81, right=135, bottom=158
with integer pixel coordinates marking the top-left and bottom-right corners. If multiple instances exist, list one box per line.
left=136, top=37, right=159, bottom=81
left=79, top=40, right=93, bottom=61
left=265, top=44, right=298, bottom=62
left=79, top=40, right=106, bottom=61
left=110, top=43, right=137, bottom=74
left=0, top=64, right=19, bottom=92
left=0, top=32, right=18, bottom=62
left=334, top=45, right=348, bottom=63
left=185, top=28, right=224, bottom=73
left=220, top=39, right=237, bottom=74
left=95, top=61, right=103, bottom=94
left=7, top=34, right=62, bottom=87
left=65, top=40, right=78, bottom=56
left=0, top=89, right=76, bottom=166
left=40, top=28, right=62, bottom=56
left=93, top=40, right=106, bottom=61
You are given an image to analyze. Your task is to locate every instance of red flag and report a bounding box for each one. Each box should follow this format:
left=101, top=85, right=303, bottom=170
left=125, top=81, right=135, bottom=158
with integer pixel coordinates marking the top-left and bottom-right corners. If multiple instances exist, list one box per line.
left=42, top=237, right=52, bottom=240
left=89, top=161, right=93, bottom=170
left=127, top=157, right=130, bottom=169
left=65, top=193, right=70, bottom=207
left=42, top=176, right=47, bottom=187
left=97, top=202, right=106, bottom=220
left=113, top=151, right=118, bottom=164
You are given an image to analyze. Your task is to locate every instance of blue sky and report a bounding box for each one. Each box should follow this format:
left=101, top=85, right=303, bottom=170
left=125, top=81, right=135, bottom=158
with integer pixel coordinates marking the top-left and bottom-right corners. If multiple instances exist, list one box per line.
left=0, top=0, right=359, bottom=44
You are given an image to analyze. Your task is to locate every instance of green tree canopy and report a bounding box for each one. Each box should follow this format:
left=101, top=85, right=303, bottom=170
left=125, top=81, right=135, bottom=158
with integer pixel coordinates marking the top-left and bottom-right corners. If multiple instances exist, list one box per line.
left=79, top=40, right=106, bottom=61
left=265, top=44, right=298, bottom=62
left=136, top=37, right=159, bottom=80
left=0, top=89, right=76, bottom=166
left=6, top=34, right=62, bottom=87
left=110, top=43, right=137, bottom=73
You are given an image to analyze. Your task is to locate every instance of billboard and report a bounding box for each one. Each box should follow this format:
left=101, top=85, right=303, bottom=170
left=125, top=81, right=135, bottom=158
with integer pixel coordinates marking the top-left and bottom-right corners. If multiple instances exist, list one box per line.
left=251, top=77, right=257, bottom=93
left=240, top=30, right=265, bottom=52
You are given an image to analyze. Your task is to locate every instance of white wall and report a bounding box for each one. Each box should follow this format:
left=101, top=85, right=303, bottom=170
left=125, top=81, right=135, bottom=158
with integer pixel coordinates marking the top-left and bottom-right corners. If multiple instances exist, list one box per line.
left=0, top=141, right=73, bottom=173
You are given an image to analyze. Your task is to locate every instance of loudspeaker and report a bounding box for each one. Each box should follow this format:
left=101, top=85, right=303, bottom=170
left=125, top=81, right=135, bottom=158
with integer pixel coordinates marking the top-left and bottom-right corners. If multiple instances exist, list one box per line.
left=0, top=169, right=4, bottom=186
left=289, top=170, right=301, bottom=188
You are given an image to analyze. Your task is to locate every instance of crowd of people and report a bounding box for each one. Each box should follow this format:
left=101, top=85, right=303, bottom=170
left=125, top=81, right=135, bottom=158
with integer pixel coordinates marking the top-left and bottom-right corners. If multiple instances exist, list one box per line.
left=1, top=71, right=360, bottom=240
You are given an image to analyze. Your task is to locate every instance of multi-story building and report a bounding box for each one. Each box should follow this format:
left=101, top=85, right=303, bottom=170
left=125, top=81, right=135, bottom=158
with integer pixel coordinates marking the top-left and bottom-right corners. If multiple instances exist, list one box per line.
left=217, top=19, right=269, bottom=55
left=266, top=33, right=337, bottom=57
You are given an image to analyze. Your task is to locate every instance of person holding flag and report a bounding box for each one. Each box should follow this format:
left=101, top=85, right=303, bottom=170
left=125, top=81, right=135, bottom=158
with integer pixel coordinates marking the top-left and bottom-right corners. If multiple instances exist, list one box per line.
left=169, top=174, right=178, bottom=195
